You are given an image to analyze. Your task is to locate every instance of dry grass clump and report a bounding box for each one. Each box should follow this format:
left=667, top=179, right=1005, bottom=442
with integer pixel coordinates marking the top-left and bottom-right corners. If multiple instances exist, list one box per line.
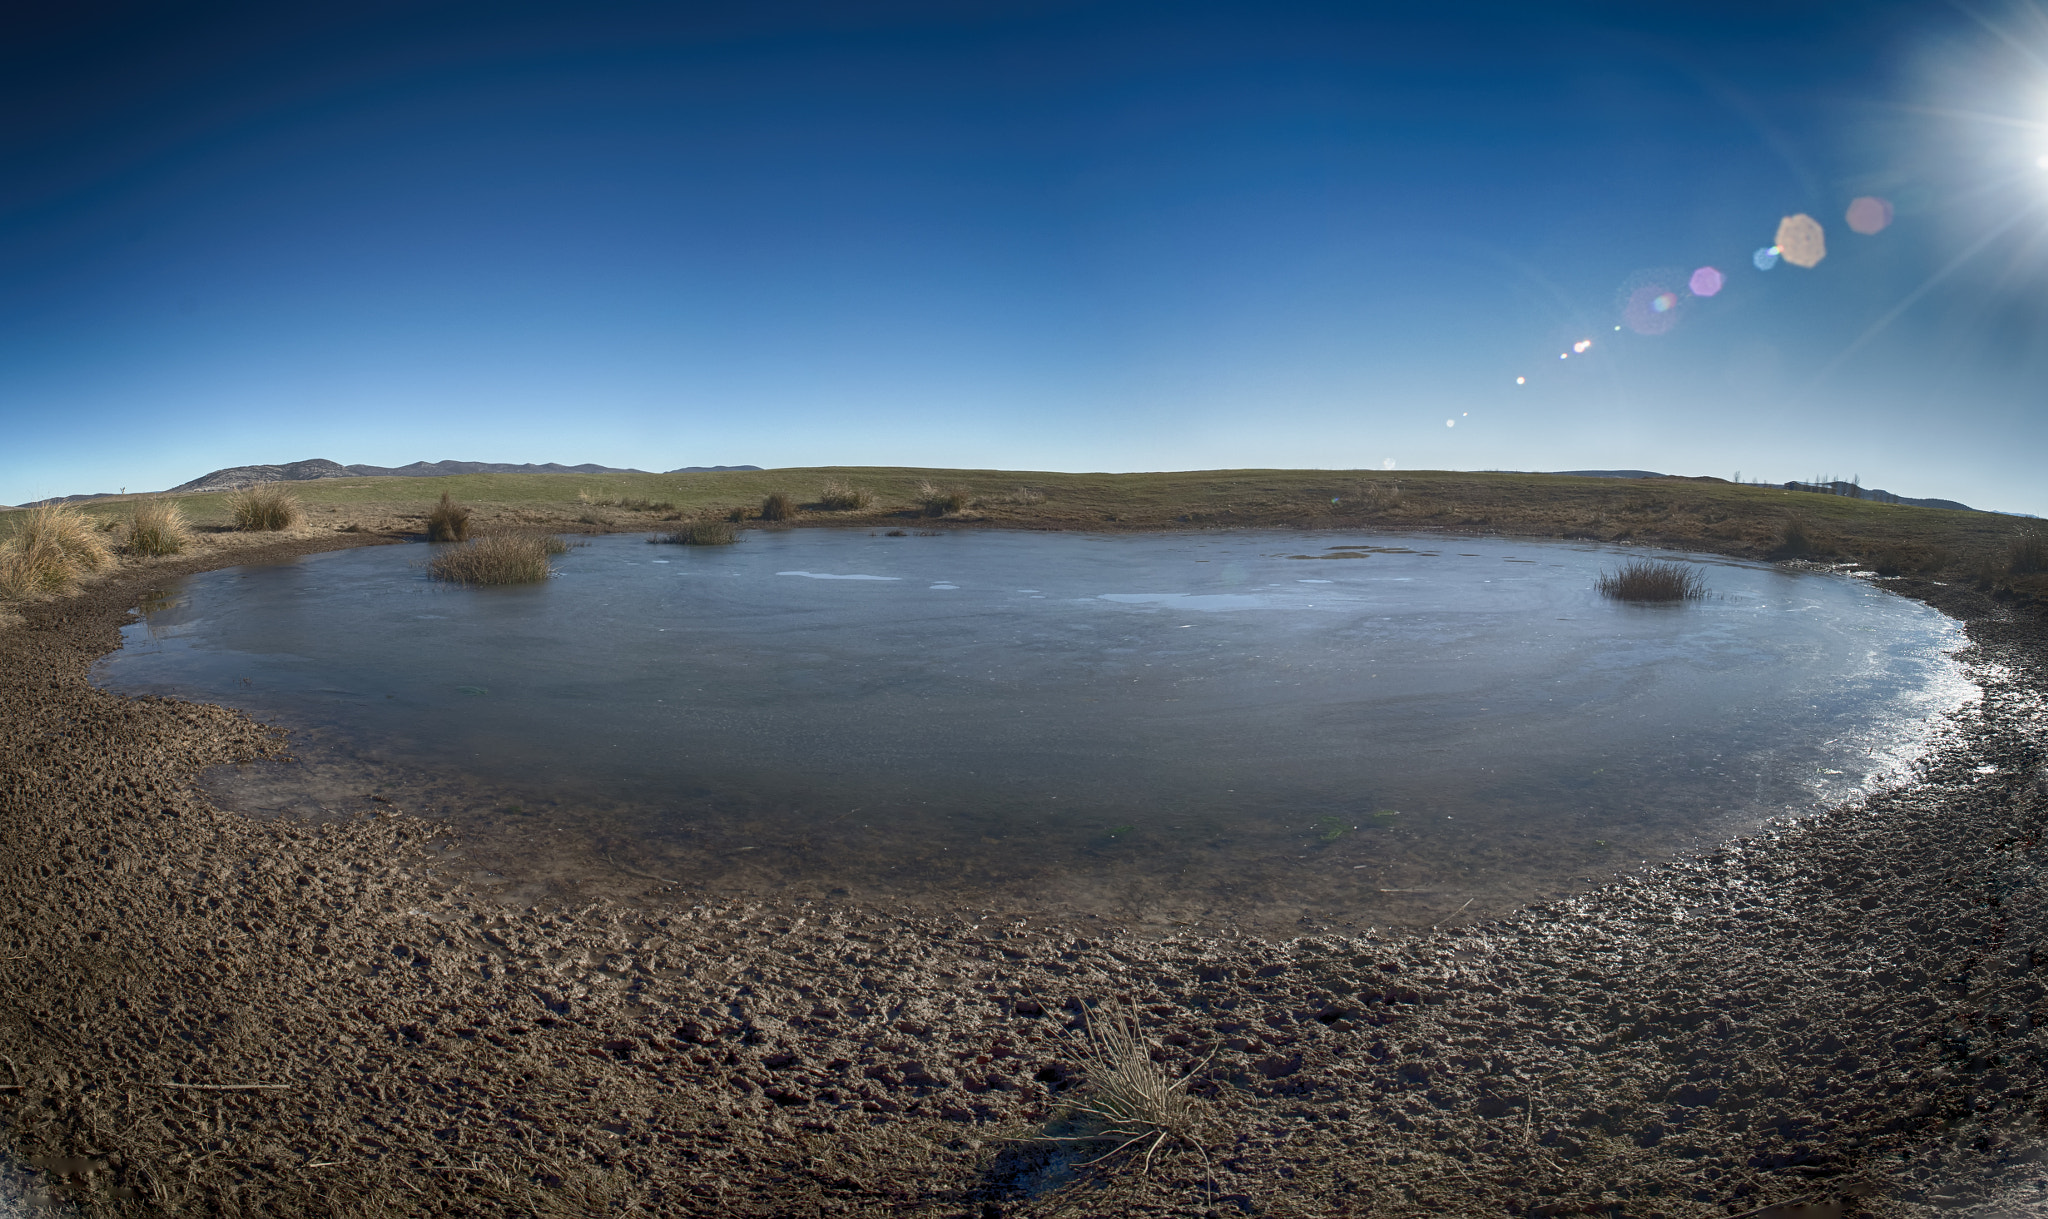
left=1597, top=559, right=1708, bottom=602
left=227, top=483, right=305, bottom=531
left=818, top=481, right=874, bottom=511
left=654, top=520, right=738, bottom=545
left=1773, top=515, right=1814, bottom=558
left=0, top=503, right=115, bottom=597
left=760, top=491, right=797, bottom=521
left=2009, top=529, right=2047, bottom=575
left=426, top=492, right=472, bottom=542
left=917, top=481, right=969, bottom=516
left=126, top=498, right=194, bottom=556
left=428, top=533, right=553, bottom=585
left=1029, top=1001, right=1216, bottom=1191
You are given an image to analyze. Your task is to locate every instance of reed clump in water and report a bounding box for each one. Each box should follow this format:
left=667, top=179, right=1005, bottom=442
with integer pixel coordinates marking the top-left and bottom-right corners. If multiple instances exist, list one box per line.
left=1596, top=559, right=1707, bottom=603
left=227, top=484, right=305, bottom=531
left=426, top=492, right=473, bottom=542
left=654, top=521, right=738, bottom=545
left=126, top=498, right=194, bottom=557
left=0, top=503, right=115, bottom=597
left=429, top=533, right=554, bottom=585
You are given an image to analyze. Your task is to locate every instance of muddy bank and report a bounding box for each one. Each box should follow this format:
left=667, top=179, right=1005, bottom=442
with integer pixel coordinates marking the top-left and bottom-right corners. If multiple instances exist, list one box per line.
left=3, top=537, right=2046, bottom=1216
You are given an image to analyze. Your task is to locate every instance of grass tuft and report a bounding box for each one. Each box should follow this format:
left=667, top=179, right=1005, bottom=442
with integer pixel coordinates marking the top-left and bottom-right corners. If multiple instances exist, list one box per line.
left=1596, top=559, right=1708, bottom=602
left=917, top=481, right=970, bottom=516
left=428, top=534, right=554, bottom=585
left=760, top=491, right=797, bottom=521
left=818, top=481, right=874, bottom=511
left=1774, top=515, right=1813, bottom=558
left=426, top=492, right=473, bottom=542
left=0, top=503, right=115, bottom=597
left=127, top=498, right=194, bottom=556
left=2008, top=529, right=2047, bottom=575
left=654, top=520, right=739, bottom=545
left=227, top=483, right=305, bottom=531
left=1022, top=1000, right=1216, bottom=1197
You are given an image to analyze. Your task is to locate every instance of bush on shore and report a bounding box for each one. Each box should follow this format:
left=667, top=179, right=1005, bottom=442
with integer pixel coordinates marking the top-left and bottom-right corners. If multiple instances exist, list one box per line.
left=654, top=521, right=738, bottom=545
left=818, top=481, right=873, bottom=511
left=2009, top=530, right=2046, bottom=576
left=916, top=481, right=969, bottom=516
left=127, top=498, right=194, bottom=557
left=429, top=534, right=554, bottom=585
left=427, top=492, right=473, bottom=543
left=760, top=492, right=796, bottom=521
left=1596, top=559, right=1707, bottom=603
left=227, top=483, right=305, bottom=531
left=0, top=503, right=114, bottom=597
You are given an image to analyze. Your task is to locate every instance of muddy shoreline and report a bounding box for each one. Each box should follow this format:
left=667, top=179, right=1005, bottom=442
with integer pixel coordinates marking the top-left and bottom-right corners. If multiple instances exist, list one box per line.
left=4, top=529, right=2047, bottom=1216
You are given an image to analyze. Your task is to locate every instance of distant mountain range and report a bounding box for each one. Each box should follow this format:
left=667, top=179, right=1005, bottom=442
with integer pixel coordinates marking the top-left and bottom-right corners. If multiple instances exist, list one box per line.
left=14, top=458, right=762, bottom=505
left=1548, top=470, right=1978, bottom=513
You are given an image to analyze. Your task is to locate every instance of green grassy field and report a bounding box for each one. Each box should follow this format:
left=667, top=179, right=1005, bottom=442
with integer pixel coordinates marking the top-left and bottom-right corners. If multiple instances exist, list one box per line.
left=5, top=466, right=2044, bottom=604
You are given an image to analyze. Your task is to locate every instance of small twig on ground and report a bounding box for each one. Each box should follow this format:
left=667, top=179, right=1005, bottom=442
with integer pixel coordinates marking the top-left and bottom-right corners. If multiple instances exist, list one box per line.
left=606, top=853, right=681, bottom=886
left=1435, top=897, right=1476, bottom=927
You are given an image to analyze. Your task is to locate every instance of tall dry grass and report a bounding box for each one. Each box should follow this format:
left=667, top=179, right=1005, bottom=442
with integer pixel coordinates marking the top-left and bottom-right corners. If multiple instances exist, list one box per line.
left=0, top=503, right=115, bottom=597
left=759, top=491, right=797, bottom=521
left=2009, top=529, right=2046, bottom=575
left=1596, top=559, right=1708, bottom=602
left=227, top=484, right=305, bottom=531
left=126, top=498, right=194, bottom=557
left=654, top=521, right=738, bottom=545
left=916, top=481, right=969, bottom=516
left=818, top=481, right=873, bottom=511
left=426, top=492, right=472, bottom=542
left=428, top=534, right=554, bottom=585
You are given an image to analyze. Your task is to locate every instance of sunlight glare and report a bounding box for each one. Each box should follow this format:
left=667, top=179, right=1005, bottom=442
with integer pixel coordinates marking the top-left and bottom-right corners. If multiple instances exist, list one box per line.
left=1776, top=213, right=1826, bottom=267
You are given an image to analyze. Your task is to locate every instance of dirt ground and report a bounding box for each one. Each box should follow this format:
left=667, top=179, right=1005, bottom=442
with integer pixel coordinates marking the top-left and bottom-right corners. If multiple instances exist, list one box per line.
left=4, top=528, right=2048, bottom=1217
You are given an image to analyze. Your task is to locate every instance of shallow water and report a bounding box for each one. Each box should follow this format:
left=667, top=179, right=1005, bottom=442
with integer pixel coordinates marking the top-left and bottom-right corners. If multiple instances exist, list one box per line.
left=95, top=529, right=1974, bottom=934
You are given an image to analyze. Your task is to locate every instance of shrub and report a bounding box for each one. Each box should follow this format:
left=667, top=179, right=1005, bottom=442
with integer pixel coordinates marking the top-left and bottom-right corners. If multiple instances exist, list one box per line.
left=2008, top=529, right=2047, bottom=575
left=1596, top=559, right=1707, bottom=602
left=429, top=534, right=554, bottom=585
left=818, top=481, right=873, bottom=511
left=725, top=505, right=749, bottom=523
left=227, top=483, right=305, bottom=531
left=1774, top=515, right=1812, bottom=558
left=916, top=481, right=969, bottom=516
left=654, top=520, right=738, bottom=545
left=760, top=491, right=796, bottom=521
left=426, top=492, right=472, bottom=543
left=127, top=498, right=194, bottom=557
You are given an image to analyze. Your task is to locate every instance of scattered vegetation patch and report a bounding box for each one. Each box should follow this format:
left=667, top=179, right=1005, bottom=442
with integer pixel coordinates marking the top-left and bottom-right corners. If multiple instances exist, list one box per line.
left=126, top=498, right=194, bottom=557
left=818, top=481, right=873, bottom=511
left=917, top=481, right=969, bottom=516
left=1596, top=559, right=1708, bottom=603
left=428, top=534, right=554, bottom=585
left=0, top=503, right=115, bottom=597
left=1773, top=515, right=1814, bottom=558
left=760, top=491, right=797, bottom=521
left=2009, top=529, right=2046, bottom=575
left=425, top=492, right=472, bottom=543
left=227, top=484, right=305, bottom=531
left=654, top=520, right=739, bottom=545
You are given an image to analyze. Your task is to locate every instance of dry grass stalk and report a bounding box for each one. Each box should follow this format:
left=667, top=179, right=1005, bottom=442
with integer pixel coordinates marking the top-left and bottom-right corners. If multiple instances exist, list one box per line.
left=126, top=498, right=193, bottom=556
left=227, top=483, right=305, bottom=531
left=760, top=491, right=796, bottom=521
left=1026, top=999, right=1216, bottom=1196
left=429, top=534, right=553, bottom=585
left=1597, top=559, right=1708, bottom=602
left=0, top=503, right=115, bottom=597
left=917, top=481, right=969, bottom=516
left=818, top=481, right=873, bottom=511
left=426, top=491, right=472, bottom=542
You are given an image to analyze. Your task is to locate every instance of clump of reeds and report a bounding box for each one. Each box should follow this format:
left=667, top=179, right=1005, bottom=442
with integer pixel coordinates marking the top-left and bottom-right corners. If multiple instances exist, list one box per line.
left=226, top=483, right=304, bottom=531
left=426, top=492, right=472, bottom=543
left=1029, top=1000, right=1216, bottom=1192
left=654, top=520, right=738, bottom=545
left=127, top=498, right=194, bottom=557
left=1597, top=559, right=1708, bottom=602
left=1774, top=515, right=1813, bottom=558
left=2009, top=529, right=2046, bottom=576
left=428, top=534, right=553, bottom=585
left=916, top=481, right=969, bottom=516
left=760, top=491, right=796, bottom=521
left=0, top=503, right=115, bottom=597
left=818, top=481, right=873, bottom=511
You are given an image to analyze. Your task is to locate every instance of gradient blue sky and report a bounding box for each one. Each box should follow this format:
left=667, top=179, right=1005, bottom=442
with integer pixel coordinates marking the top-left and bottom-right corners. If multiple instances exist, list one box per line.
left=4, top=1, right=2046, bottom=513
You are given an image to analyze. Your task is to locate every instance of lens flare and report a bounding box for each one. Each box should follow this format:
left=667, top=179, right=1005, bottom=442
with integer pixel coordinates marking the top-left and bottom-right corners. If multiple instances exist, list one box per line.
left=1446, top=419, right=1456, bottom=428
left=1753, top=246, right=1781, bottom=270
left=1775, top=213, right=1826, bottom=268
left=1515, top=376, right=1525, bottom=385
left=1573, top=339, right=1592, bottom=353
left=1688, top=266, right=1724, bottom=297
left=1618, top=268, right=1688, bottom=335
left=1845, top=196, right=1894, bottom=235
left=1383, top=458, right=1396, bottom=469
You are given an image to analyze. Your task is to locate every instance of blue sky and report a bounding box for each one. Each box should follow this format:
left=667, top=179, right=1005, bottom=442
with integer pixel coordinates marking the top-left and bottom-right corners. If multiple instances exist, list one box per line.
left=3, top=0, right=2046, bottom=513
